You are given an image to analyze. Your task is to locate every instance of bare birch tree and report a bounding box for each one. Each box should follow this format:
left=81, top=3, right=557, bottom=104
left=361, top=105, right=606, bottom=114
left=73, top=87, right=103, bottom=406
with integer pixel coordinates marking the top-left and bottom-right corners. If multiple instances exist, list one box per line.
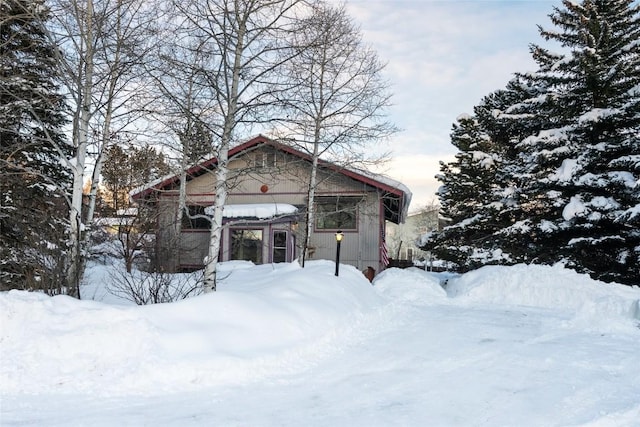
left=275, top=2, right=397, bottom=266
left=171, top=0, right=307, bottom=292
left=146, top=36, right=218, bottom=264
left=48, top=0, right=158, bottom=296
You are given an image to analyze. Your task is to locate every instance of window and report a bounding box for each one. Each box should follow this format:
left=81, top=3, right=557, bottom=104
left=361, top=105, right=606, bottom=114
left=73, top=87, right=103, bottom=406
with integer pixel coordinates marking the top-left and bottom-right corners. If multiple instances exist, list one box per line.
left=182, top=205, right=211, bottom=229
left=272, top=230, right=288, bottom=263
left=253, top=151, right=277, bottom=169
left=231, top=229, right=263, bottom=263
left=315, top=197, right=358, bottom=230
left=407, top=248, right=414, bottom=261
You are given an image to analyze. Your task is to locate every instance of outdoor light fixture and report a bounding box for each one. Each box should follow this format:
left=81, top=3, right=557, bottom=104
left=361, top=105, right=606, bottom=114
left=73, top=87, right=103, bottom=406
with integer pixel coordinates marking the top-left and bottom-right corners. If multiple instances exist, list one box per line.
left=335, top=230, right=343, bottom=276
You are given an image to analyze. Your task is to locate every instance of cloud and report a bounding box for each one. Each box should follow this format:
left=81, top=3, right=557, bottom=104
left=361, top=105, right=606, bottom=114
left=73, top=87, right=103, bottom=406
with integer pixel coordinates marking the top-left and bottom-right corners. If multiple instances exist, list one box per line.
left=331, top=0, right=562, bottom=210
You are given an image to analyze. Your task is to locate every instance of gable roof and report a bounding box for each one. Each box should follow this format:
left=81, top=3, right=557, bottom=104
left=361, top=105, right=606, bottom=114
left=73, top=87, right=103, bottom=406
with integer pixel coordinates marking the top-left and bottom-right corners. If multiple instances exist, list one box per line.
left=131, top=134, right=412, bottom=224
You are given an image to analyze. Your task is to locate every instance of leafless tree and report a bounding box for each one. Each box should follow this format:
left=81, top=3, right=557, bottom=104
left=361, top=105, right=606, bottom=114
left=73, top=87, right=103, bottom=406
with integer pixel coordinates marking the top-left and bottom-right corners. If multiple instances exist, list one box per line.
left=167, top=0, right=308, bottom=291
left=146, top=34, right=218, bottom=264
left=273, top=2, right=398, bottom=266
left=47, top=0, right=159, bottom=297
left=101, top=142, right=171, bottom=271
left=107, top=266, right=202, bottom=305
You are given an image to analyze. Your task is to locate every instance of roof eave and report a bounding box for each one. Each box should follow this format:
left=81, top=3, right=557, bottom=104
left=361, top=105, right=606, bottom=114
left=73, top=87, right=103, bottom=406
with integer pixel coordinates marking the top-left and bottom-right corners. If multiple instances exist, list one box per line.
left=130, top=135, right=412, bottom=223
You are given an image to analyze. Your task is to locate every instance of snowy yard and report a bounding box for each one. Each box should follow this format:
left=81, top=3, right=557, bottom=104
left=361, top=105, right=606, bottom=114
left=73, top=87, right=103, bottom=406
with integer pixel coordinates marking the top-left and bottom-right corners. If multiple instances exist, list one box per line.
left=1, top=261, right=639, bottom=426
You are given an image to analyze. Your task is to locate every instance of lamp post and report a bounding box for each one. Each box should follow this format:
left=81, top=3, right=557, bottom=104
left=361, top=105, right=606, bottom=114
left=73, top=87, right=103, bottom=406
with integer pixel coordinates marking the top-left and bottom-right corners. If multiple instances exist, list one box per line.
left=335, top=230, right=343, bottom=276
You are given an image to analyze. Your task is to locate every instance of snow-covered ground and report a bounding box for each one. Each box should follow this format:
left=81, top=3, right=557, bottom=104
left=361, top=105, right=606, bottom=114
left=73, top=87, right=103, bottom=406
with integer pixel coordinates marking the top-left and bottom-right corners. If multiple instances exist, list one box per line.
left=1, top=260, right=639, bottom=426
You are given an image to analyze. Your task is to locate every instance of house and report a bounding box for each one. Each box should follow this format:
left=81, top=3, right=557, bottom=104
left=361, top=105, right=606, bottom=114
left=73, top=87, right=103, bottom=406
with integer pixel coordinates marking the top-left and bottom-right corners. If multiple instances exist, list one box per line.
left=386, top=207, right=446, bottom=269
left=93, top=208, right=138, bottom=235
left=131, top=135, right=412, bottom=273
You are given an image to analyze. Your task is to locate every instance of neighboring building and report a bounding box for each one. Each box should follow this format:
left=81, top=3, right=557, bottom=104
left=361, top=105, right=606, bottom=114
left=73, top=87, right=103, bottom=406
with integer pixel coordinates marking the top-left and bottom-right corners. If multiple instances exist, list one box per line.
left=386, top=207, right=443, bottom=268
left=131, top=135, right=411, bottom=273
left=93, top=208, right=138, bottom=235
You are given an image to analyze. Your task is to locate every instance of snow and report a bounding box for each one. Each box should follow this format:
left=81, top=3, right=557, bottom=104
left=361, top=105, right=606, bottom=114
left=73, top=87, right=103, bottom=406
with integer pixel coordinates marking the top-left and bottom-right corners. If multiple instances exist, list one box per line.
left=2, top=261, right=640, bottom=426
left=471, top=151, right=496, bottom=169
left=617, top=203, right=640, bottom=222
left=588, top=196, right=620, bottom=210
left=563, top=195, right=587, bottom=220
left=578, top=108, right=618, bottom=124
left=203, top=203, right=298, bottom=219
left=550, top=158, right=579, bottom=182
left=503, top=219, right=532, bottom=234
left=608, top=171, right=638, bottom=189
left=519, top=127, right=568, bottom=148
left=447, top=264, right=640, bottom=329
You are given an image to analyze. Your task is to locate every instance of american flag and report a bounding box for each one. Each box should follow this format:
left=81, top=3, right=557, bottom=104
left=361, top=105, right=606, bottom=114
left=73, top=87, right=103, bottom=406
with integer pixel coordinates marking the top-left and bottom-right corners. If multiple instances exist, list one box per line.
left=380, top=223, right=389, bottom=267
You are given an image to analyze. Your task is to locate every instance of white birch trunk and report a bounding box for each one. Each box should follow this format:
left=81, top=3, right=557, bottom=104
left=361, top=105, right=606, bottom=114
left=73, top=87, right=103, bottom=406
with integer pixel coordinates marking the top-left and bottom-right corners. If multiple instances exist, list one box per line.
left=175, top=161, right=187, bottom=262
left=85, top=149, right=103, bottom=226
left=301, top=45, right=325, bottom=267
left=301, top=139, right=320, bottom=267
left=202, top=12, right=245, bottom=292
left=175, top=78, right=195, bottom=250
left=202, top=142, right=229, bottom=292
left=67, top=0, right=94, bottom=298
left=84, top=103, right=112, bottom=233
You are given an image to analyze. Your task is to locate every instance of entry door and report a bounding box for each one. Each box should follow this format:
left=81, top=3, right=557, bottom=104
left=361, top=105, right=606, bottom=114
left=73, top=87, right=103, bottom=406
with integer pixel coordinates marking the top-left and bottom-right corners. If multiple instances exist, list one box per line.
left=272, top=230, right=289, bottom=263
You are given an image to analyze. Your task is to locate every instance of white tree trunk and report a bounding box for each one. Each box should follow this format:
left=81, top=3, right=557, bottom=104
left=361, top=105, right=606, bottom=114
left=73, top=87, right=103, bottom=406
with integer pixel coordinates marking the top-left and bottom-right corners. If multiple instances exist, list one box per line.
left=301, top=139, right=320, bottom=267
left=202, top=143, right=229, bottom=292
left=202, top=8, right=245, bottom=292
left=84, top=103, right=112, bottom=235
left=67, top=0, right=95, bottom=298
left=175, top=162, right=187, bottom=265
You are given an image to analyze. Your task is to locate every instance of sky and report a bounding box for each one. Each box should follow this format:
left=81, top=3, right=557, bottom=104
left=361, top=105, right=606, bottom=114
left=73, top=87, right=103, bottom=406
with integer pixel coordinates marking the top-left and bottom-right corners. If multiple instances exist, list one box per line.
left=2, top=258, right=639, bottom=425
left=340, top=0, right=562, bottom=210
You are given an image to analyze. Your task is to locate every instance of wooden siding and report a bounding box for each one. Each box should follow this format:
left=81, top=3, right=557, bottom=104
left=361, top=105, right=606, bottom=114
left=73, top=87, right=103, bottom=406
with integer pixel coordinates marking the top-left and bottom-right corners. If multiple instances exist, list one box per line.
left=154, top=145, right=385, bottom=272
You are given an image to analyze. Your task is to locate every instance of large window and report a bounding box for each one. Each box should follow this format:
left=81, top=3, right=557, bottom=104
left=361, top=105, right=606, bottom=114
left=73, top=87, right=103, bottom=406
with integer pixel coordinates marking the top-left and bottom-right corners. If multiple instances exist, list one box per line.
left=182, top=205, right=211, bottom=230
left=315, top=197, right=358, bottom=230
left=231, top=229, right=263, bottom=263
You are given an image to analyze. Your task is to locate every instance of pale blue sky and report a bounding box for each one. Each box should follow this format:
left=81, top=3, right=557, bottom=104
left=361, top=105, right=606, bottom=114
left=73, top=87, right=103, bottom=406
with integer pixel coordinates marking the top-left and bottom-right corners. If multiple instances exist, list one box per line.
left=342, top=0, right=562, bottom=209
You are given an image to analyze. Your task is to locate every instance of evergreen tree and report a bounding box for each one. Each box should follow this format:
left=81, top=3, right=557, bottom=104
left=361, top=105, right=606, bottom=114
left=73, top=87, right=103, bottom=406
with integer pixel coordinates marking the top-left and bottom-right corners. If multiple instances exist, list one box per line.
left=425, top=113, right=503, bottom=270
left=424, top=78, right=539, bottom=270
left=431, top=0, right=640, bottom=284
left=102, top=144, right=171, bottom=212
left=506, top=0, right=640, bottom=284
left=0, top=0, right=72, bottom=292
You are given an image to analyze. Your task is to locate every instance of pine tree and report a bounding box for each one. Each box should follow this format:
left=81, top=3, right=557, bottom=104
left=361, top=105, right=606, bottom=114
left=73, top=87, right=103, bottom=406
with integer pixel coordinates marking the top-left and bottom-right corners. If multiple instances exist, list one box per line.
left=0, top=0, right=72, bottom=292
left=424, top=78, right=540, bottom=270
left=102, top=144, right=171, bottom=213
left=424, top=113, right=500, bottom=270
left=506, top=0, right=640, bottom=284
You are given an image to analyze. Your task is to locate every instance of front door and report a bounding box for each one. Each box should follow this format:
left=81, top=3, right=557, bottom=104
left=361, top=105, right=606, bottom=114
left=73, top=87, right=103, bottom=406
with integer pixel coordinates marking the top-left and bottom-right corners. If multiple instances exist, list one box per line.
left=226, top=224, right=296, bottom=264
left=272, top=230, right=288, bottom=263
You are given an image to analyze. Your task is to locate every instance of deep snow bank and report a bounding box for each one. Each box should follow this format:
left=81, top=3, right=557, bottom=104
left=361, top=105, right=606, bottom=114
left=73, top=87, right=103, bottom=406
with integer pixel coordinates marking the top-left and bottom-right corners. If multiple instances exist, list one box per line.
left=0, top=261, right=382, bottom=395
left=446, top=263, right=640, bottom=323
left=373, top=267, right=448, bottom=302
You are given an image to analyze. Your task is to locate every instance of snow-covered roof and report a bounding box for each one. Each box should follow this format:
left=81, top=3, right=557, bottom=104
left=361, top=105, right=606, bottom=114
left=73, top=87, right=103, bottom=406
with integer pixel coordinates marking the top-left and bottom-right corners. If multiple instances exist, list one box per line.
left=204, top=203, right=298, bottom=219
left=94, top=217, right=135, bottom=227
